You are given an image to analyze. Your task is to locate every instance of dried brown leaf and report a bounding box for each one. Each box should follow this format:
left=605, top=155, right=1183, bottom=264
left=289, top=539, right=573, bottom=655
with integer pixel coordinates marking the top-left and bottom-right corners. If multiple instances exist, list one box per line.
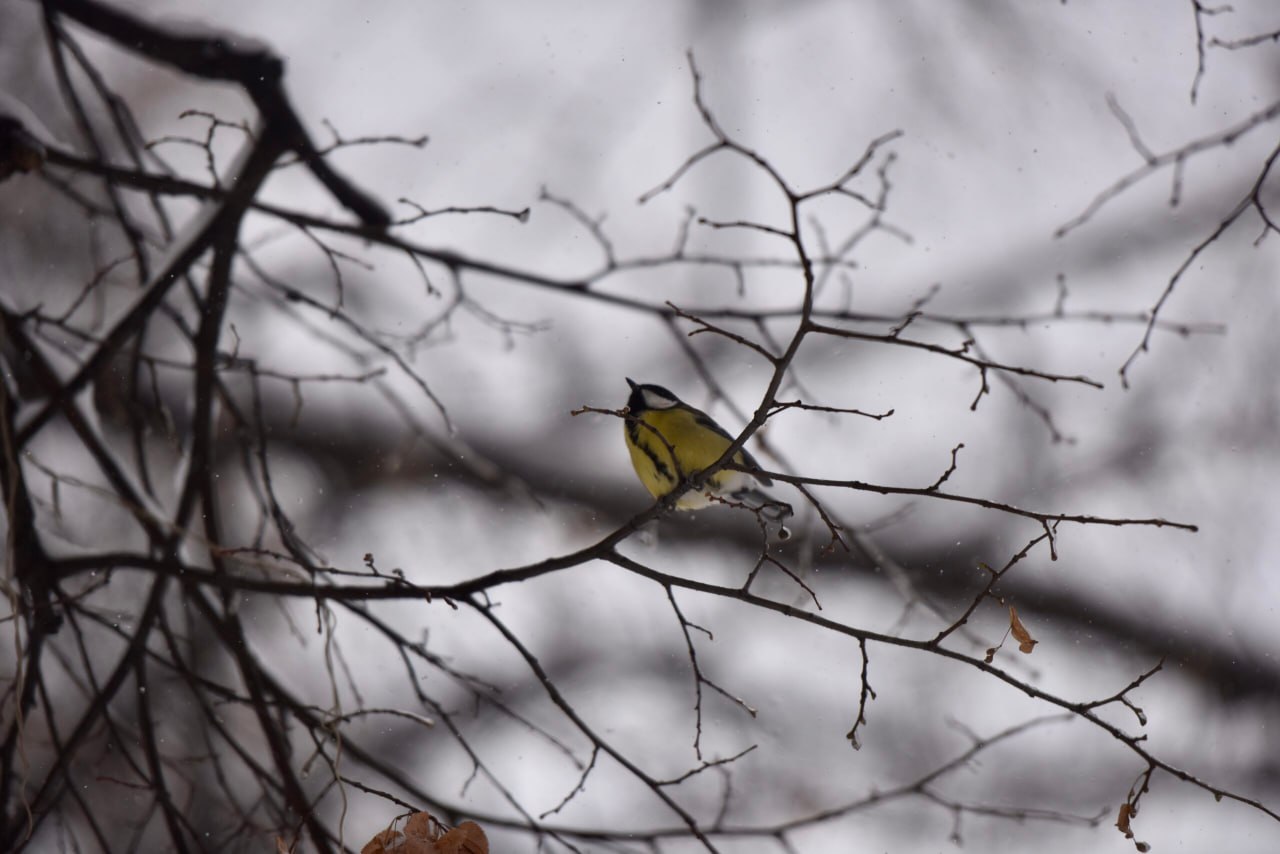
left=437, top=821, right=489, bottom=854
left=1009, top=606, right=1038, bottom=654
left=403, top=811, right=441, bottom=842
left=361, top=812, right=488, bottom=854
left=1116, top=802, right=1134, bottom=837
left=360, top=828, right=395, bottom=854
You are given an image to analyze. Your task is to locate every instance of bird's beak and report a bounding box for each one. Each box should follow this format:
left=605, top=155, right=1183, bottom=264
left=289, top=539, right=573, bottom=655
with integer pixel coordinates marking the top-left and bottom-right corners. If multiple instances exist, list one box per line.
left=625, top=378, right=639, bottom=391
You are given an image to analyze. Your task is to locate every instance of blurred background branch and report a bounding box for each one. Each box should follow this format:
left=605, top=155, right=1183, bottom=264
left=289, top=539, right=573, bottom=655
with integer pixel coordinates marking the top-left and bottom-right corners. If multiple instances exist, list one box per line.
left=2, top=0, right=1279, bottom=852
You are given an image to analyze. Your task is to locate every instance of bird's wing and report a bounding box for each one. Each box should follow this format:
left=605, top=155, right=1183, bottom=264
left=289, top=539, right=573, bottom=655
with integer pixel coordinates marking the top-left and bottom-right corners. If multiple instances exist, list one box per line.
left=691, top=409, right=773, bottom=486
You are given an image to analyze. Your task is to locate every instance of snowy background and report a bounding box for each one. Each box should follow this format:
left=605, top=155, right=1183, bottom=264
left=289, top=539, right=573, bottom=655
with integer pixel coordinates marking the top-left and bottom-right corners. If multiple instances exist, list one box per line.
left=2, top=1, right=1279, bottom=852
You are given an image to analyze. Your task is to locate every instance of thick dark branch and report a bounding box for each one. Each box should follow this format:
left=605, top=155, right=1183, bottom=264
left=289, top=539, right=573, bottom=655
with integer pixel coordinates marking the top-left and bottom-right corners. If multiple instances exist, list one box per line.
left=2, top=578, right=169, bottom=849
left=15, top=121, right=287, bottom=449
left=39, top=0, right=390, bottom=227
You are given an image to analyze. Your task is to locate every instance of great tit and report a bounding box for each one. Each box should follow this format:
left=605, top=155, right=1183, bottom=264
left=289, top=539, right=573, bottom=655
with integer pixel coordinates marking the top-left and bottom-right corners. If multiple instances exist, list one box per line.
left=623, top=378, right=792, bottom=535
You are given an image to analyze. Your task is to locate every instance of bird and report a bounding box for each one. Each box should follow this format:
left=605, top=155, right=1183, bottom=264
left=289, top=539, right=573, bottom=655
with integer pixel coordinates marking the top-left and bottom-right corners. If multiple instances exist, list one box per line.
left=622, top=378, right=792, bottom=535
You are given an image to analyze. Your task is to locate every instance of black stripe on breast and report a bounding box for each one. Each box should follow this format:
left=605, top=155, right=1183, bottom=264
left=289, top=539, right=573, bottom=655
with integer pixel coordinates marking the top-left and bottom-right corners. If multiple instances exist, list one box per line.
left=629, top=420, right=675, bottom=483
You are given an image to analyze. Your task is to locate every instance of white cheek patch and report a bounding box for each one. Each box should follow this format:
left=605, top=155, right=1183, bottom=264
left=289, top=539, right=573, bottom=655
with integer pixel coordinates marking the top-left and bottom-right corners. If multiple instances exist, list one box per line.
left=641, top=389, right=677, bottom=409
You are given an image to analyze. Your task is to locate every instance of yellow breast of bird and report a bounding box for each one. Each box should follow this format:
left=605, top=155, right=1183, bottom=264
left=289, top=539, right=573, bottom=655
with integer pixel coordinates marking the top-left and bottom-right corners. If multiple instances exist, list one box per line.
left=625, top=408, right=746, bottom=507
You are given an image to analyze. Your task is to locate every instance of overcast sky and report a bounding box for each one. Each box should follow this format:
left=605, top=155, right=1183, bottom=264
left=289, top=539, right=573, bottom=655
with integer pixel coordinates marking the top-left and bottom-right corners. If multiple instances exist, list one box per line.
left=4, top=2, right=1279, bottom=852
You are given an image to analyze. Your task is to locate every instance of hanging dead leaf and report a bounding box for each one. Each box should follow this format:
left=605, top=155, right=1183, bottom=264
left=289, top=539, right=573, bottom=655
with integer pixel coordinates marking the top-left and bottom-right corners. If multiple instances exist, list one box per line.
left=360, top=830, right=389, bottom=854
left=403, top=812, right=440, bottom=841
left=361, top=812, right=488, bottom=854
left=1116, top=802, right=1134, bottom=837
left=1009, top=606, right=1038, bottom=654
left=1115, top=801, right=1151, bottom=851
left=437, top=821, right=488, bottom=854
left=361, top=824, right=435, bottom=854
